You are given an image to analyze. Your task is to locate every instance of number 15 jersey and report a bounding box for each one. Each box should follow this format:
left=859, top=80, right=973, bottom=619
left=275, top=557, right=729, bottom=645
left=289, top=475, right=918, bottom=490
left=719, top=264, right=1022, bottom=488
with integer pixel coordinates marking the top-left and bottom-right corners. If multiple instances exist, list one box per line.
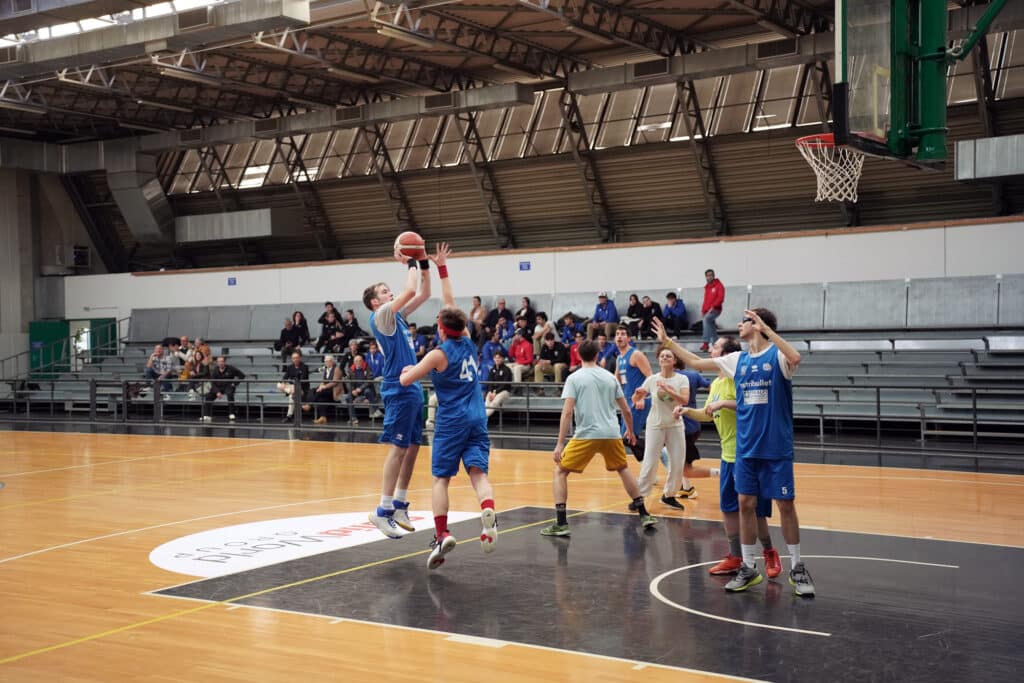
left=430, top=335, right=487, bottom=429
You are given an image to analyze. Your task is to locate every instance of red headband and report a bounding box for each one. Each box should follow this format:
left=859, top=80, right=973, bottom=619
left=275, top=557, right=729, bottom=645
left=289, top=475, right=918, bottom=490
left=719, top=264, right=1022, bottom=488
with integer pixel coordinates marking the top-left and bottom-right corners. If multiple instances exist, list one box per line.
left=438, top=322, right=464, bottom=339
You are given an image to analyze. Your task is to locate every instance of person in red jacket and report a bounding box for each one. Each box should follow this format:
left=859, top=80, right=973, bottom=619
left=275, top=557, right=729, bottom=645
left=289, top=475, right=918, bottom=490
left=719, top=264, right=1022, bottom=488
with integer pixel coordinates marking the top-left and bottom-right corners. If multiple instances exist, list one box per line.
left=508, top=326, right=535, bottom=384
left=701, top=269, right=725, bottom=352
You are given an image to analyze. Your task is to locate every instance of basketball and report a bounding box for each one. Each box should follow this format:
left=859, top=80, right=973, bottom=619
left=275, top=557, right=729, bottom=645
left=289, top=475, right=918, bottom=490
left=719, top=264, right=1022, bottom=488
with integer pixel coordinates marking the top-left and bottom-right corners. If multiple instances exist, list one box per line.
left=394, top=231, right=426, bottom=259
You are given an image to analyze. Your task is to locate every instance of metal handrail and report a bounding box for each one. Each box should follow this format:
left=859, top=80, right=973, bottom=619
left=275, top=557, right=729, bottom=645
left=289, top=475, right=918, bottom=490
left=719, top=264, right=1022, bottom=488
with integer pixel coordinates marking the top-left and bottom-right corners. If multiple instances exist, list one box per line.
left=0, top=317, right=131, bottom=380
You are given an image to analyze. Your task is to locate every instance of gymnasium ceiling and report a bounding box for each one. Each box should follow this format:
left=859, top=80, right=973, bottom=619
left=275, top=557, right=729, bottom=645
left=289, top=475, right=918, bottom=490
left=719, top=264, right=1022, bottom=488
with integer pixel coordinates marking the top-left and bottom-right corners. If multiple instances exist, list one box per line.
left=2, top=0, right=1023, bottom=270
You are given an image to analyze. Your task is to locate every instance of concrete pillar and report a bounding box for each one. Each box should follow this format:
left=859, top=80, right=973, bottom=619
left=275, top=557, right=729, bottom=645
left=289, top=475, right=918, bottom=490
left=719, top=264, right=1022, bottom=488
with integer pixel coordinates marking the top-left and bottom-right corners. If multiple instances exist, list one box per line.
left=0, top=169, right=34, bottom=362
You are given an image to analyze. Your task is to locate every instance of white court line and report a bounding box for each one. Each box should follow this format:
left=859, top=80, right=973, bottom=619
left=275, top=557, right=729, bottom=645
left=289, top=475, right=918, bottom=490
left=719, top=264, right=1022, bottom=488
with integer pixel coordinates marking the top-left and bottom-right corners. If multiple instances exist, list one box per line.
left=649, top=554, right=959, bottom=638
left=150, top=595, right=767, bottom=683
left=799, top=474, right=1024, bottom=487
left=0, top=441, right=267, bottom=478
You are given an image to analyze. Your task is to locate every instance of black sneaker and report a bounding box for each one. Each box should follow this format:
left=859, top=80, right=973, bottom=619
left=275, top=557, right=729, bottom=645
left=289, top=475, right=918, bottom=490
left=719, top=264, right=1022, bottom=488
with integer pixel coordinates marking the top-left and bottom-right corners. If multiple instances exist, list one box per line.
left=789, top=562, right=816, bottom=597
left=660, top=495, right=684, bottom=510
left=724, top=564, right=763, bottom=592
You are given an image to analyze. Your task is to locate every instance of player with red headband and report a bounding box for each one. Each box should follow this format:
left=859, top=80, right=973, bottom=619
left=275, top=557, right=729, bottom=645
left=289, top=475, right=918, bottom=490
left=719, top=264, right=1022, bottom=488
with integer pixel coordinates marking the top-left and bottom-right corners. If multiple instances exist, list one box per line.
left=400, top=243, right=497, bottom=570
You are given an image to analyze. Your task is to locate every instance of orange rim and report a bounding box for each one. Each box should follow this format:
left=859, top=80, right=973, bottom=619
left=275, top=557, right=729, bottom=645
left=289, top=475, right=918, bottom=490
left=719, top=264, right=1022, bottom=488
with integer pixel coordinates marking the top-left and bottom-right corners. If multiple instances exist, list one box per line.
left=795, top=132, right=835, bottom=148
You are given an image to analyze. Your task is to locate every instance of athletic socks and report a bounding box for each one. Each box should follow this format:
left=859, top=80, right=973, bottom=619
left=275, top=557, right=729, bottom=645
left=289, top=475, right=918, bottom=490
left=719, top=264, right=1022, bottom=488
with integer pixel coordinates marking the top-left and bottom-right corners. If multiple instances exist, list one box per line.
left=760, top=534, right=774, bottom=550
left=380, top=494, right=394, bottom=511
left=728, top=534, right=742, bottom=558
left=788, top=543, right=801, bottom=566
left=434, top=515, right=448, bottom=539
left=741, top=544, right=759, bottom=569
left=555, top=503, right=568, bottom=526
left=632, top=497, right=649, bottom=517
left=481, top=499, right=495, bottom=511
left=394, top=489, right=408, bottom=503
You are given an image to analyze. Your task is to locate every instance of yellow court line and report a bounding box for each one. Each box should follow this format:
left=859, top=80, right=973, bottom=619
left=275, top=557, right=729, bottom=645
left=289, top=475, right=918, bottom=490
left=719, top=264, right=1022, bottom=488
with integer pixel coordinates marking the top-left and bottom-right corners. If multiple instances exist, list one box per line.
left=0, top=505, right=617, bottom=666
left=0, top=462, right=294, bottom=511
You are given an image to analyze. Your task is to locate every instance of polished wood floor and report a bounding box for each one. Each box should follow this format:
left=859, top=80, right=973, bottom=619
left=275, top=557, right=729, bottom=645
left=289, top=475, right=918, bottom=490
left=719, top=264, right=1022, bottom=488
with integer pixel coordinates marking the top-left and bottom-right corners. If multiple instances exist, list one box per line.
left=1, top=431, right=1022, bottom=682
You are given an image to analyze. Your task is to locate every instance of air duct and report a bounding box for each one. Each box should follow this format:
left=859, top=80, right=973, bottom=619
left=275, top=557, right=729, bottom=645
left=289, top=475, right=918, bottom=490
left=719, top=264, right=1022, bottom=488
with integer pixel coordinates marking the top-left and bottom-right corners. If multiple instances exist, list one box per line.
left=176, top=207, right=304, bottom=243
left=0, top=1, right=169, bottom=37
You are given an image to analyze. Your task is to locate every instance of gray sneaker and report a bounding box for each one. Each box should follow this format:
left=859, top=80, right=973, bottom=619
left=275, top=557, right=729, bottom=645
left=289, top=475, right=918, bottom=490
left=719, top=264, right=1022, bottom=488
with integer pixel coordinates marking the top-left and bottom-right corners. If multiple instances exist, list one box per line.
left=725, top=564, right=763, bottom=592
left=540, top=523, right=570, bottom=537
left=789, top=562, right=816, bottom=597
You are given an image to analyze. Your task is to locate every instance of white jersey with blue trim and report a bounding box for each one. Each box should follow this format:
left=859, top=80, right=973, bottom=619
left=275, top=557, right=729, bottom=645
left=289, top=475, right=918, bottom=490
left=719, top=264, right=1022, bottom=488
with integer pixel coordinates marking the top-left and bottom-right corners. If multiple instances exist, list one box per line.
left=713, top=344, right=794, bottom=460
left=430, top=336, right=486, bottom=428
left=369, top=301, right=420, bottom=397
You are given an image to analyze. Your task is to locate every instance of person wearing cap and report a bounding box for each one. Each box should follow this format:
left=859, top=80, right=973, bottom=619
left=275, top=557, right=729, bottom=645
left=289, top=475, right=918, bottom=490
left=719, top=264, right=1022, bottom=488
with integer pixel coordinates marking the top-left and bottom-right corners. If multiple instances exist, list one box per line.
left=587, top=291, right=619, bottom=340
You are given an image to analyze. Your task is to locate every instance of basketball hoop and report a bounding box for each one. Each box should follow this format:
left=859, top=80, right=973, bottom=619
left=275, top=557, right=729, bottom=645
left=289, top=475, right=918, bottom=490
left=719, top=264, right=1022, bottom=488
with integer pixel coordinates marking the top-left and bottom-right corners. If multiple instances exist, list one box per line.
left=796, top=133, right=865, bottom=203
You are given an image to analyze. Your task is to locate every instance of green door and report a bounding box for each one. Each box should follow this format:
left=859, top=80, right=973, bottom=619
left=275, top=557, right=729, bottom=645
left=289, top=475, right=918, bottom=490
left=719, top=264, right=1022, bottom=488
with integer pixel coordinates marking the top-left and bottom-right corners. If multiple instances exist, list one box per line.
left=29, top=320, right=71, bottom=379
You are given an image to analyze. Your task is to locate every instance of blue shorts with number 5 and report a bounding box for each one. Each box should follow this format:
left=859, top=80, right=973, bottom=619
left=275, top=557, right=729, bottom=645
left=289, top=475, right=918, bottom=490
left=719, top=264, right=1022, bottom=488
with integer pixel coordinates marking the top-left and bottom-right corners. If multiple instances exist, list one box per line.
left=719, top=460, right=773, bottom=516
left=734, top=456, right=795, bottom=501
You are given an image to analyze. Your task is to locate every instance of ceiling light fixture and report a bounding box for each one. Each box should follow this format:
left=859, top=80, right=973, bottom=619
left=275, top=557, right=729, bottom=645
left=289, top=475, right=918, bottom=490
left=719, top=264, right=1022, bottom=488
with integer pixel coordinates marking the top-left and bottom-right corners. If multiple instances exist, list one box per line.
left=156, top=66, right=221, bottom=87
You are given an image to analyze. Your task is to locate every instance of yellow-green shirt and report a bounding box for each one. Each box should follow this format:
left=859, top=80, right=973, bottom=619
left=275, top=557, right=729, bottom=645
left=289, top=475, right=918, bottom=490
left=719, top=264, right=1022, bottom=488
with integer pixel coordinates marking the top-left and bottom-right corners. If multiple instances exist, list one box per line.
left=706, top=375, right=737, bottom=463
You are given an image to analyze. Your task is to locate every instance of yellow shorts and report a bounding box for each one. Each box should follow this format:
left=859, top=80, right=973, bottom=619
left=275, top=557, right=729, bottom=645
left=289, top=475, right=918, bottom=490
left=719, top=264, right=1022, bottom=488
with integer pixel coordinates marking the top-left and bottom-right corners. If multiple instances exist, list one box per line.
left=559, top=438, right=628, bottom=473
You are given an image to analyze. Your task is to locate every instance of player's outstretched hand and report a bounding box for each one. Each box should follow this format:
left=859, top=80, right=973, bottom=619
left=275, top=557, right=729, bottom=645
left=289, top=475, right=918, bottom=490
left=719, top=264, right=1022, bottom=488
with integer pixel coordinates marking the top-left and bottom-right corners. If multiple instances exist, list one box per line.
left=393, top=246, right=407, bottom=263
left=652, top=317, right=668, bottom=343
left=744, top=309, right=770, bottom=335
left=430, top=241, right=451, bottom=266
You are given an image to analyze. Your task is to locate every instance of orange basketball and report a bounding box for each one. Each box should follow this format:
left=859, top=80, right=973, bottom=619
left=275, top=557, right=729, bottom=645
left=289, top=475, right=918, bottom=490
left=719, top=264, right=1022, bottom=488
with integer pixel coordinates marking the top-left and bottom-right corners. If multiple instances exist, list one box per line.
left=394, top=231, right=426, bottom=259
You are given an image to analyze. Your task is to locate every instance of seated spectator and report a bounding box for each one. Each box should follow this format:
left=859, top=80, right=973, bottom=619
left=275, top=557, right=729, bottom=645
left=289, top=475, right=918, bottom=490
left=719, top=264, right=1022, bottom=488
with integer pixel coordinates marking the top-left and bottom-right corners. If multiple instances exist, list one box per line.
left=340, top=354, right=377, bottom=426
left=498, top=316, right=516, bottom=344
left=638, top=295, right=664, bottom=339
left=317, top=302, right=339, bottom=329
left=483, top=298, right=513, bottom=341
left=184, top=349, right=210, bottom=398
left=568, top=330, right=585, bottom=374
left=201, top=356, right=245, bottom=422
left=532, top=312, right=555, bottom=356
left=620, top=293, right=643, bottom=337
left=339, top=339, right=361, bottom=374
left=277, top=350, right=311, bottom=422
left=365, top=339, right=385, bottom=378
left=275, top=318, right=304, bottom=364
left=663, top=292, right=688, bottom=339
left=292, top=311, right=311, bottom=347
left=587, top=291, right=619, bottom=339
left=595, top=332, right=616, bottom=371
left=144, top=344, right=173, bottom=392
left=316, top=311, right=344, bottom=353
left=410, top=323, right=428, bottom=360
left=534, top=332, right=569, bottom=390
left=508, top=329, right=535, bottom=384
left=560, top=313, right=584, bottom=345
left=340, top=309, right=365, bottom=347
left=194, top=338, right=212, bottom=364
left=176, top=336, right=193, bottom=364
left=516, top=297, right=537, bottom=331
left=479, top=330, right=507, bottom=376
left=469, top=296, right=488, bottom=342
left=484, top=352, right=513, bottom=418
left=312, top=355, right=343, bottom=424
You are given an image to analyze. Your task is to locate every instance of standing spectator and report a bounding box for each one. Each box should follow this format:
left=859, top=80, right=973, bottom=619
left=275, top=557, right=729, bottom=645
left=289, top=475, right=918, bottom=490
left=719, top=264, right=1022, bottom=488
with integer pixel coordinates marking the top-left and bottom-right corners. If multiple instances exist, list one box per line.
left=483, top=298, right=513, bottom=340
left=701, top=268, right=725, bottom=352
left=638, top=295, right=664, bottom=340
left=201, top=356, right=245, bottom=422
left=316, top=311, right=344, bottom=353
left=568, top=330, right=585, bottom=375
left=365, top=339, right=385, bottom=378
left=480, top=329, right=507, bottom=377
left=534, top=332, right=569, bottom=390
left=560, top=313, right=584, bottom=345
left=340, top=354, right=377, bottom=426
left=144, top=344, right=173, bottom=392
left=292, top=311, right=311, bottom=346
left=175, top=337, right=192, bottom=365
left=508, top=328, right=535, bottom=384
left=663, top=292, right=688, bottom=339
left=469, top=296, right=488, bottom=342
left=587, top=291, right=619, bottom=340
left=532, top=312, right=555, bottom=356
left=484, top=352, right=513, bottom=417
left=620, top=293, right=643, bottom=337
left=275, top=318, right=303, bottom=364
left=312, top=355, right=344, bottom=424
left=277, top=351, right=310, bottom=422
left=516, top=296, right=537, bottom=331
left=340, top=309, right=365, bottom=346
left=410, top=323, right=428, bottom=360
left=317, top=302, right=339, bottom=329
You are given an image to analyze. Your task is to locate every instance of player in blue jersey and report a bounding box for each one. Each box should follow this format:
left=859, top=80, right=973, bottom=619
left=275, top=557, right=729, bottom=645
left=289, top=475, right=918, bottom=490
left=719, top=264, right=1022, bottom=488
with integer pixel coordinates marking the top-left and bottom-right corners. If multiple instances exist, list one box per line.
left=363, top=248, right=432, bottom=539
left=654, top=310, right=815, bottom=597
left=400, top=244, right=496, bottom=570
left=614, top=325, right=652, bottom=460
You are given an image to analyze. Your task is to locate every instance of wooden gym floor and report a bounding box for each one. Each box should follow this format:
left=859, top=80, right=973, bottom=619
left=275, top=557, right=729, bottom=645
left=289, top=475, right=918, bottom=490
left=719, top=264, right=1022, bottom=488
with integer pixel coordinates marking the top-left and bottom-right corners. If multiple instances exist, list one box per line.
left=0, top=431, right=1022, bottom=682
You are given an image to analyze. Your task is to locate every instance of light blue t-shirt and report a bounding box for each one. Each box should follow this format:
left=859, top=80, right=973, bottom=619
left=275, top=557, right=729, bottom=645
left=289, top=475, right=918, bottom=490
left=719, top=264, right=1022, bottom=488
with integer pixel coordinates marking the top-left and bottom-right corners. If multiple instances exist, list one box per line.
left=561, top=366, right=625, bottom=440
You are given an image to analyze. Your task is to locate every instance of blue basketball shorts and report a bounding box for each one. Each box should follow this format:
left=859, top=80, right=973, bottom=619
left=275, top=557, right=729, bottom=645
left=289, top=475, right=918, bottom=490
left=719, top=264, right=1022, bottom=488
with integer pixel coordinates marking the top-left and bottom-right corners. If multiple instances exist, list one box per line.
left=719, top=460, right=773, bottom=517
left=379, top=389, right=425, bottom=449
left=431, top=420, right=490, bottom=478
left=733, top=456, right=795, bottom=501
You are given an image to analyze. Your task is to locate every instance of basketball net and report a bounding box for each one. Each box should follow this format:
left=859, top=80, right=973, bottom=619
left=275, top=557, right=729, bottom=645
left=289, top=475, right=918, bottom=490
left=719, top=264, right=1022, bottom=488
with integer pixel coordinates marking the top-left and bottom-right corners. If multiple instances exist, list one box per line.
left=796, top=133, right=864, bottom=203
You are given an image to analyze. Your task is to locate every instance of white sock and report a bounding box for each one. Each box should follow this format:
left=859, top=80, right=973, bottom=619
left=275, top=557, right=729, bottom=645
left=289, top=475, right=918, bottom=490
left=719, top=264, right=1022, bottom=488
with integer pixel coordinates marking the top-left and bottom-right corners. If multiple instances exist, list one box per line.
left=380, top=495, right=394, bottom=511
left=710, top=467, right=720, bottom=477
left=394, top=489, right=408, bottom=503
left=681, top=477, right=692, bottom=491
left=741, top=544, right=758, bottom=570
left=788, top=543, right=801, bottom=566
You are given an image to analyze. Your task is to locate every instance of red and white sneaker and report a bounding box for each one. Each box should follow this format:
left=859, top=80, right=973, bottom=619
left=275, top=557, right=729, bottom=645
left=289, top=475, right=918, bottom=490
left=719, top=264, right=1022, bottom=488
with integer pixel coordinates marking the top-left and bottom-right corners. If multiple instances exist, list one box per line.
left=763, top=548, right=782, bottom=579
left=480, top=508, right=497, bottom=554
left=427, top=533, right=457, bottom=570
left=709, top=554, right=742, bottom=575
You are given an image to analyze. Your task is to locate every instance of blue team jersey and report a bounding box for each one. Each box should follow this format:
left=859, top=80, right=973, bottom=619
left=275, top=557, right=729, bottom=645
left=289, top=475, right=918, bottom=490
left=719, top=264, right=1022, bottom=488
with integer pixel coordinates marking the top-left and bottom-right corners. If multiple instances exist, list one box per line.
left=733, top=344, right=794, bottom=460
left=369, top=305, right=420, bottom=398
left=616, top=347, right=650, bottom=433
left=430, top=336, right=487, bottom=428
